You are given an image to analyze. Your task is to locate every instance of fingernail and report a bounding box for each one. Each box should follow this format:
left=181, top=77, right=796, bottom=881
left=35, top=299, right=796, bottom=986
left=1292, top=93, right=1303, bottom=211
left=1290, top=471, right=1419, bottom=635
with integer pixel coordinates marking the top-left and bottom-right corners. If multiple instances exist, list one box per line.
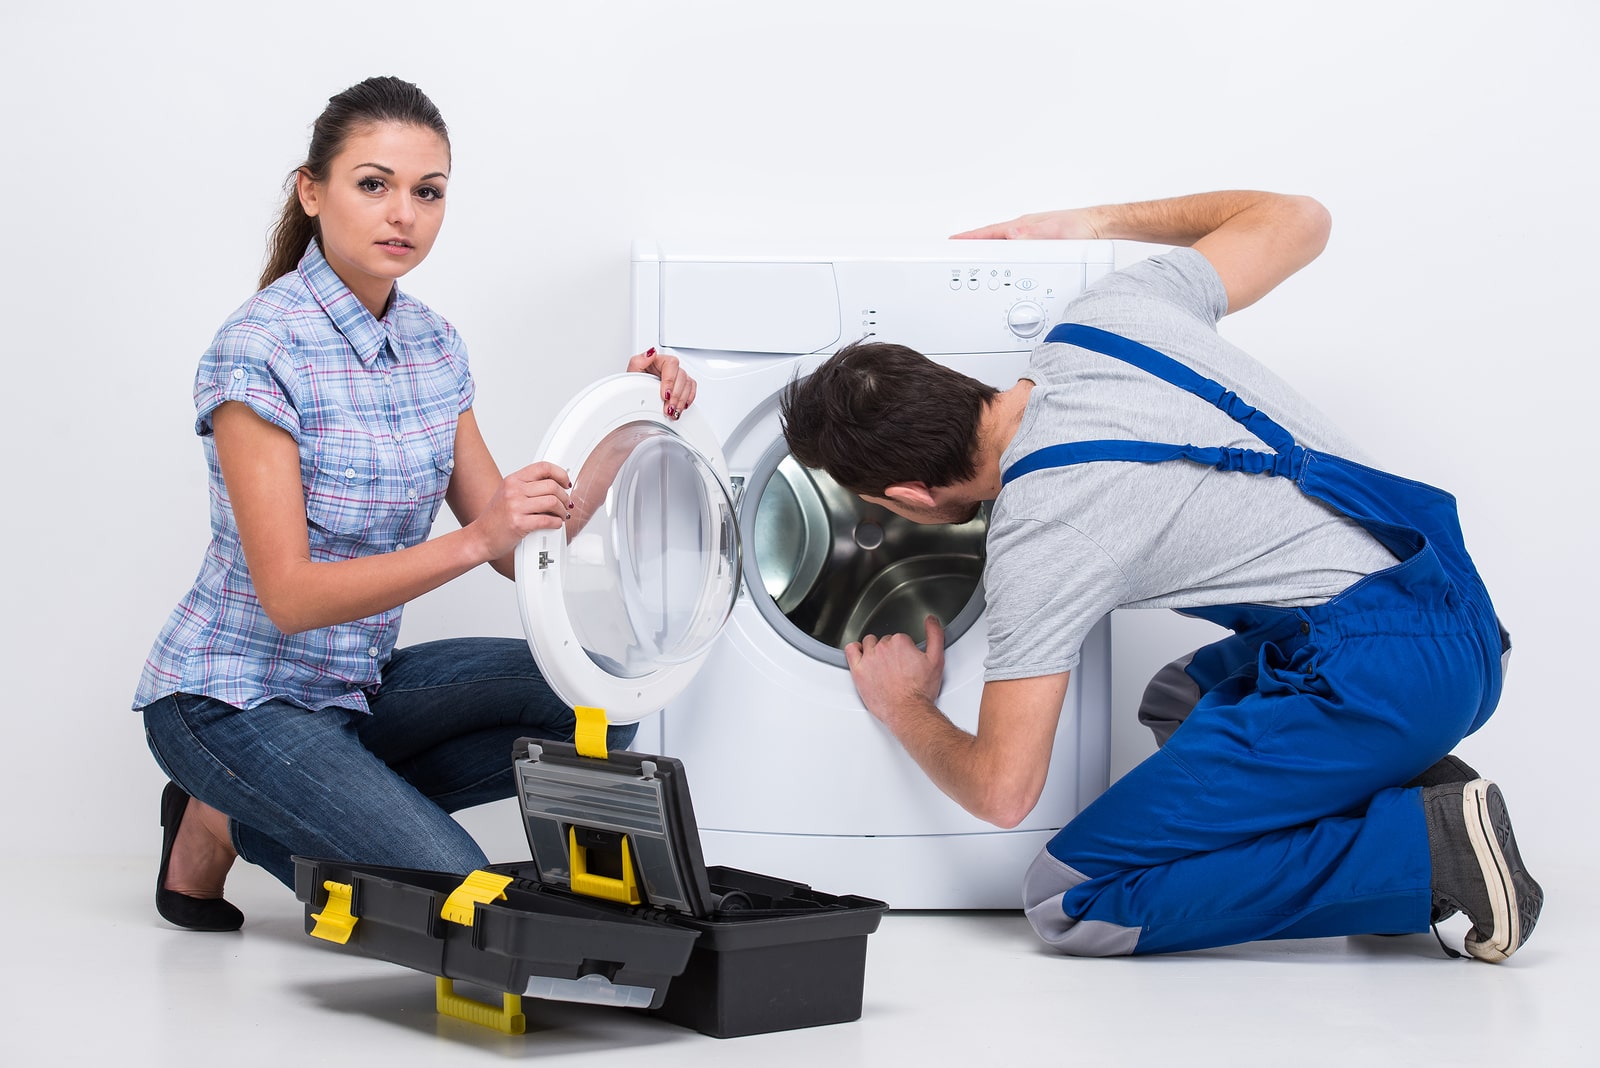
left=647, top=347, right=656, bottom=357
left=667, top=406, right=678, bottom=418
left=665, top=390, right=671, bottom=401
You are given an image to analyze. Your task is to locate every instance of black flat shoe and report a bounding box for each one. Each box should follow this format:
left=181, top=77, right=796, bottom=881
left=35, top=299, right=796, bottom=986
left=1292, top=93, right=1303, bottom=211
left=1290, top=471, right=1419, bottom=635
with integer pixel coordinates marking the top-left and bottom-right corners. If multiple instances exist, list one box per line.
left=157, top=781, right=244, bottom=932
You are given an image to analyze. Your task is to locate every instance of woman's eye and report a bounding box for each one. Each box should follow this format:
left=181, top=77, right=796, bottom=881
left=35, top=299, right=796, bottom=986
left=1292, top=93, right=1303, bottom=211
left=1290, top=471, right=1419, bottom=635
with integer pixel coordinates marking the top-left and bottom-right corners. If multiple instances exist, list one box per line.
left=358, top=177, right=385, bottom=193
left=416, top=186, right=444, bottom=202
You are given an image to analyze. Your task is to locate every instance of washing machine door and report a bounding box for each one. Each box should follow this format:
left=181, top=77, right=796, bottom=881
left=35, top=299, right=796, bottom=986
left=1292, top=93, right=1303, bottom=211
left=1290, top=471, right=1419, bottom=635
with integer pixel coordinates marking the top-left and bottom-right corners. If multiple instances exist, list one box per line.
left=515, top=373, right=739, bottom=723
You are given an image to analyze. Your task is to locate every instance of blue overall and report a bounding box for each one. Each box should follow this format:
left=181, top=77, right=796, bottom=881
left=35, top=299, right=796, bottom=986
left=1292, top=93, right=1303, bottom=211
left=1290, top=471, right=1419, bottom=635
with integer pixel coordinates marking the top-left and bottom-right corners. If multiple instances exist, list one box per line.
left=1007, top=323, right=1506, bottom=956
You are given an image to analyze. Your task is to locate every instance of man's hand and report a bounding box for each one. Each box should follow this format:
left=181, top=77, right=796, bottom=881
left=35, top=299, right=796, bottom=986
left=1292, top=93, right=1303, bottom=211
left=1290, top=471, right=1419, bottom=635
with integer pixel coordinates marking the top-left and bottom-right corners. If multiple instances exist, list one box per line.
left=951, top=209, right=1102, bottom=241
left=843, top=619, right=1068, bottom=829
left=845, top=615, right=948, bottom=728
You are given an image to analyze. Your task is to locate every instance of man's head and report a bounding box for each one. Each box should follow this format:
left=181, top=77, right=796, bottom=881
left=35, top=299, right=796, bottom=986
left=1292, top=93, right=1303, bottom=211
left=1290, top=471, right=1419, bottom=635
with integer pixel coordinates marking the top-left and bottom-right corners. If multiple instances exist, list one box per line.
left=779, top=340, right=998, bottom=520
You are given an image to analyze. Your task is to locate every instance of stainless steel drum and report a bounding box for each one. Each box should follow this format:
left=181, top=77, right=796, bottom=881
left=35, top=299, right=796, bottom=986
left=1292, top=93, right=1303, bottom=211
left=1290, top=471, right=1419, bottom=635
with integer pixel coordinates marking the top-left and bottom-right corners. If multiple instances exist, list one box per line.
left=743, top=449, right=987, bottom=665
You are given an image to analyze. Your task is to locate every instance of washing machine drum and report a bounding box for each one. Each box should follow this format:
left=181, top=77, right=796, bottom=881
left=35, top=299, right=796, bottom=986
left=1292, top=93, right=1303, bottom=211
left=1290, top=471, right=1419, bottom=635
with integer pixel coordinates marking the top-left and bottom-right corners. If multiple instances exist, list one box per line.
left=515, top=374, right=740, bottom=723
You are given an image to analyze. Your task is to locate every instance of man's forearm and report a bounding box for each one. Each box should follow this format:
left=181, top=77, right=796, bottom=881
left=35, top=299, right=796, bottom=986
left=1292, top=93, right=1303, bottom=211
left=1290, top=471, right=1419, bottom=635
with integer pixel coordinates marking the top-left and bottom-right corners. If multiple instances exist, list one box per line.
left=876, top=698, right=1035, bottom=828
left=1081, top=189, right=1298, bottom=246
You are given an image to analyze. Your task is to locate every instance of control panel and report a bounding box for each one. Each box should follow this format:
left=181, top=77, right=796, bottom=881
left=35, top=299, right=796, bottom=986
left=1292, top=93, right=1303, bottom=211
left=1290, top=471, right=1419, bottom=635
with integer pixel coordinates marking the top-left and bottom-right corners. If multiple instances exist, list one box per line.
left=836, top=257, right=1114, bottom=355
left=640, top=240, right=1117, bottom=358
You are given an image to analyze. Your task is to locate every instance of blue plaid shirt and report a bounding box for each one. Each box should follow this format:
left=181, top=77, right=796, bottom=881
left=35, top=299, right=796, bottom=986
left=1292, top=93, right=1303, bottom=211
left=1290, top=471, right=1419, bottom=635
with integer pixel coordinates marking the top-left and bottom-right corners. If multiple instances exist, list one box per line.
left=135, top=242, right=475, bottom=713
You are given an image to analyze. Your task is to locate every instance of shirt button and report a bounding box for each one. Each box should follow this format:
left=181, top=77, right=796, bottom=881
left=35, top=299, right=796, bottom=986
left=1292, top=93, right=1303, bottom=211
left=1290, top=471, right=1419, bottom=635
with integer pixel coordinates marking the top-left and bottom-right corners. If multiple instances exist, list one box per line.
left=345, top=467, right=357, bottom=479
left=408, top=489, right=418, bottom=500
left=368, top=646, right=380, bottom=657
left=232, top=368, right=244, bottom=380
left=447, top=459, right=455, bottom=470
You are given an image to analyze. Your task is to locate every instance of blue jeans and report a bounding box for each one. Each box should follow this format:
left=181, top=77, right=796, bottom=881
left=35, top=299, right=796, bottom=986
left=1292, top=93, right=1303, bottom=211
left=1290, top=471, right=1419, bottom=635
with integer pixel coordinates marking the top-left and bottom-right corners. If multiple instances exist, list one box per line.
left=142, top=637, right=638, bottom=889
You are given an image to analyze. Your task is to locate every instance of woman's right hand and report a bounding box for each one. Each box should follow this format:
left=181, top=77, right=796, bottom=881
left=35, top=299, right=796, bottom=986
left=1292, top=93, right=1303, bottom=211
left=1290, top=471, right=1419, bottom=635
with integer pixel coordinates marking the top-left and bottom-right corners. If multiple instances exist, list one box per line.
left=466, top=461, right=572, bottom=563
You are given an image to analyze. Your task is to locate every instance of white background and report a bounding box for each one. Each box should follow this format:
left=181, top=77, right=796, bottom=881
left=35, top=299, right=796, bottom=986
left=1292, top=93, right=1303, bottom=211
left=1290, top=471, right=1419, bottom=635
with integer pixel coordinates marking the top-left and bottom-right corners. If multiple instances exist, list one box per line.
left=4, top=0, right=1594, bottom=868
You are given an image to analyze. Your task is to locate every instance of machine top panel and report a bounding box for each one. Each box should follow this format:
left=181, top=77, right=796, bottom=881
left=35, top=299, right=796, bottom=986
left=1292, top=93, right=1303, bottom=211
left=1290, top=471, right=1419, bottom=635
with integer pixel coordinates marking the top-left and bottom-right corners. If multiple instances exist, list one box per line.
left=641, top=239, right=1118, bottom=357
left=632, top=238, right=1115, bottom=265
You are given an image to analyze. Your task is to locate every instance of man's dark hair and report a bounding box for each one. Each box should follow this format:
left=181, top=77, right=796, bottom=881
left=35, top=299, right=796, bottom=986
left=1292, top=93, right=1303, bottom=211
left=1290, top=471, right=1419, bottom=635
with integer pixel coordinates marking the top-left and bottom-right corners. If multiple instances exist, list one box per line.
left=779, top=340, right=998, bottom=496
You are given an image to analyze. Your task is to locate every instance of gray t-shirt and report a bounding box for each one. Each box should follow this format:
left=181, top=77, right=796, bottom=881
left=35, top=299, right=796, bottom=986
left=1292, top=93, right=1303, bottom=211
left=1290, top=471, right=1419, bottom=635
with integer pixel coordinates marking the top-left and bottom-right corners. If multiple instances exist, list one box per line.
left=983, top=248, right=1399, bottom=681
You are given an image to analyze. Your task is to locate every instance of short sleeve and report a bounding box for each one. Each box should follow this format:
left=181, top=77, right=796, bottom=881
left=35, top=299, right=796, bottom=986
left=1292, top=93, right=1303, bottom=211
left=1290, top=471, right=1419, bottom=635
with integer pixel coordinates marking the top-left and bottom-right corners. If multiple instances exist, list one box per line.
left=443, top=321, right=476, bottom=415
left=982, top=513, right=1128, bottom=681
left=1082, top=248, right=1229, bottom=329
left=193, top=320, right=301, bottom=440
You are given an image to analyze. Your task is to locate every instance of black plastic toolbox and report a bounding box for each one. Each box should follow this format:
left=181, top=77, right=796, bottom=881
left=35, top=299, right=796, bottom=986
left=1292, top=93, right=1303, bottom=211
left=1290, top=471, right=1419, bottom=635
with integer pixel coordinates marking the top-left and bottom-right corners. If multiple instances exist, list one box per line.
left=293, top=737, right=888, bottom=1038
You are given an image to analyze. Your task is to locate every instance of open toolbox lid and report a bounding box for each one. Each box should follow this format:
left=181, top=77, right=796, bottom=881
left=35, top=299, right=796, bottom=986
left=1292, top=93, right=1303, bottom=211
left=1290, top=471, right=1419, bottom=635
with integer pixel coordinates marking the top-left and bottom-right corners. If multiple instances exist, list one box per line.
left=514, top=373, right=740, bottom=725
left=511, top=736, right=716, bottom=917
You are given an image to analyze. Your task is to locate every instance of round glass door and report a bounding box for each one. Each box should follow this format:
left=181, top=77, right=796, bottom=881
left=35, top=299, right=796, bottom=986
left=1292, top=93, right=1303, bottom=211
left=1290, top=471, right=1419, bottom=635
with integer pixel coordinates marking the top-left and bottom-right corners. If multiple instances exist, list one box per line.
left=564, top=422, right=739, bottom=677
left=516, top=374, right=739, bottom=722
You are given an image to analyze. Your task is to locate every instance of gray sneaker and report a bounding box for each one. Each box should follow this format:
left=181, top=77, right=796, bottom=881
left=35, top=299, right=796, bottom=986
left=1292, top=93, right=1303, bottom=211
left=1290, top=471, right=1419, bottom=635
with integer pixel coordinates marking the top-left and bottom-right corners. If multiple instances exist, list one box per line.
left=1408, top=756, right=1482, bottom=923
left=1423, top=779, right=1543, bottom=963
left=1405, top=754, right=1480, bottom=790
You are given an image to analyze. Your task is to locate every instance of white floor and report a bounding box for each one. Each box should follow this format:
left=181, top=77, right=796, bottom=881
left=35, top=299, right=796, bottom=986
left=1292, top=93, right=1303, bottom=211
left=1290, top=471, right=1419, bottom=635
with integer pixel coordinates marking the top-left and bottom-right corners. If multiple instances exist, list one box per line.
left=6, top=851, right=1588, bottom=1066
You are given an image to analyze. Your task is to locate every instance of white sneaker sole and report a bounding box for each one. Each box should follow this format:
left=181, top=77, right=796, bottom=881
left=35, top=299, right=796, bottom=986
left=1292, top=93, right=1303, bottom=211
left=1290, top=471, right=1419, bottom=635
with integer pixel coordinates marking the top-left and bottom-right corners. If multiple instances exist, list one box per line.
left=1461, top=779, right=1520, bottom=963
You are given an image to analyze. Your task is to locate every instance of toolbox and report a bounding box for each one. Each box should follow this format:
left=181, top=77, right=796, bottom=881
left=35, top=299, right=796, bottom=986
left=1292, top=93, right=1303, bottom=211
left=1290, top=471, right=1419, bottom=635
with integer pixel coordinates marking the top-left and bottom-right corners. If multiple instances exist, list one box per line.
left=293, top=736, right=889, bottom=1038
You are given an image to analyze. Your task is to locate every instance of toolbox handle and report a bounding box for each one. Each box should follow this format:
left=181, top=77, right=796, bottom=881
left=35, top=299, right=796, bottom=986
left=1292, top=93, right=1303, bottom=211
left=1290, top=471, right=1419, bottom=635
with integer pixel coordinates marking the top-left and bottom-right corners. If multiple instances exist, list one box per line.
left=568, top=826, right=644, bottom=906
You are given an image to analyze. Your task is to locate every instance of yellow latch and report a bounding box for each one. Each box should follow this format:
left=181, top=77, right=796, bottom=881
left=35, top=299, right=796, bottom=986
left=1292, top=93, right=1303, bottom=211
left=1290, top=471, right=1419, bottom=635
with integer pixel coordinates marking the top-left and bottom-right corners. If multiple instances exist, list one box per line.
left=574, top=704, right=610, bottom=759
left=440, top=870, right=514, bottom=927
left=568, top=826, right=642, bottom=905
left=309, top=880, right=358, bottom=944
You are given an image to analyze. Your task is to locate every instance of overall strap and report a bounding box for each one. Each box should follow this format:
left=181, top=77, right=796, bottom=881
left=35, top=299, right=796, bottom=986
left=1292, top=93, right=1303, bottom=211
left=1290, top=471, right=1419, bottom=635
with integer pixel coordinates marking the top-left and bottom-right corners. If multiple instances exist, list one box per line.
left=1001, top=323, right=1307, bottom=487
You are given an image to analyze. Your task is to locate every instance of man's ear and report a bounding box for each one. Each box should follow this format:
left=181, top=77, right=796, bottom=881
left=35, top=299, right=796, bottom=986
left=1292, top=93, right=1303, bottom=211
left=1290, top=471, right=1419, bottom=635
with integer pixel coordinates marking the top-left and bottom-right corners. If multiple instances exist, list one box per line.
left=883, top=482, right=937, bottom=507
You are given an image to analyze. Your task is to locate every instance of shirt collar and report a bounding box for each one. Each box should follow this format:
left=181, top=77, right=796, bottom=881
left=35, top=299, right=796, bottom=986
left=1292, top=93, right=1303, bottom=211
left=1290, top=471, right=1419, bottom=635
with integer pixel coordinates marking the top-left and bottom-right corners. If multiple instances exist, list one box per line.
left=297, top=240, right=395, bottom=365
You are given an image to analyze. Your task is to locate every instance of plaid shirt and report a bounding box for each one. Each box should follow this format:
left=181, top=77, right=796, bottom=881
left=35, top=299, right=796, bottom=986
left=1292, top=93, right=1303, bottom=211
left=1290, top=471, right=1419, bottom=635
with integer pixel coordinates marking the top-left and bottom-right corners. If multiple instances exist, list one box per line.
left=135, top=241, right=474, bottom=713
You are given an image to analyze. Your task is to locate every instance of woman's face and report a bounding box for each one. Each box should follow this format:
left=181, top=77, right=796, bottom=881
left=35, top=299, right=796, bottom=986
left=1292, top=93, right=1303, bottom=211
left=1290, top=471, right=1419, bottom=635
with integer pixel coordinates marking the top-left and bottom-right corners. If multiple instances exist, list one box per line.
left=297, top=121, right=450, bottom=317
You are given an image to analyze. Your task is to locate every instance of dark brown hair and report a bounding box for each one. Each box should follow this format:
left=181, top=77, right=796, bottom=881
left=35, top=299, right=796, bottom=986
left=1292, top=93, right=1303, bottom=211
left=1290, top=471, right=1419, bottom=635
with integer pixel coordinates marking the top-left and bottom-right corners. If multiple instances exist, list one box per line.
left=258, top=76, right=451, bottom=291
left=780, top=340, right=998, bottom=496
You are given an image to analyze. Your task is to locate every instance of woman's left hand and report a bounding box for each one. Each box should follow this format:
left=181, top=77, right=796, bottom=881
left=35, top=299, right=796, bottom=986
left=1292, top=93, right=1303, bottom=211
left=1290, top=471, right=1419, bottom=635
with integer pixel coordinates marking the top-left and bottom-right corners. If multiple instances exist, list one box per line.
left=628, top=347, right=697, bottom=419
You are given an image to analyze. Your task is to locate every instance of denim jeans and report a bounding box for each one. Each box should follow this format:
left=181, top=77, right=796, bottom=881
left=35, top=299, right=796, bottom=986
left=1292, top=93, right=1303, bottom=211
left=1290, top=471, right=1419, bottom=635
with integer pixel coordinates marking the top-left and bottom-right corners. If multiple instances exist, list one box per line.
left=142, top=637, right=638, bottom=889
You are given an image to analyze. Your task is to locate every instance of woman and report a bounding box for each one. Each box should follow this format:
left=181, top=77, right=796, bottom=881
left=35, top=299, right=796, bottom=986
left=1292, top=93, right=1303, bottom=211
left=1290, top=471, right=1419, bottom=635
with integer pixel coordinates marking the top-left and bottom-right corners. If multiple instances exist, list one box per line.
left=135, top=75, right=695, bottom=931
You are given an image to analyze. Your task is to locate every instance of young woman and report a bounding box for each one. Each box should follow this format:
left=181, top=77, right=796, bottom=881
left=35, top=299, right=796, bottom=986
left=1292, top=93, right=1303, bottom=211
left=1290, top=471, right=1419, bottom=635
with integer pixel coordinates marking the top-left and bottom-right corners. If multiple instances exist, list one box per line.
left=135, top=76, right=695, bottom=931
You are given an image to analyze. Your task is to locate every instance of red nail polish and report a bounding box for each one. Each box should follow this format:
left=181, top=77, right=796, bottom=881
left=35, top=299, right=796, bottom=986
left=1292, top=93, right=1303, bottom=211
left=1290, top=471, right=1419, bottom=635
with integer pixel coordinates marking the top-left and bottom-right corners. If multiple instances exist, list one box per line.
left=647, top=347, right=656, bottom=357
left=665, top=390, right=671, bottom=401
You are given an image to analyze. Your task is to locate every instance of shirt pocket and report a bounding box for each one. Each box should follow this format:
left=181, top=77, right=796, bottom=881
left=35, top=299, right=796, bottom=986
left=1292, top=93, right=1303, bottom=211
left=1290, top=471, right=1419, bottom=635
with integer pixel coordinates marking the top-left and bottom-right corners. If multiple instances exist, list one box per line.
left=420, top=430, right=457, bottom=515
left=432, top=446, right=456, bottom=483
left=307, top=441, right=380, bottom=535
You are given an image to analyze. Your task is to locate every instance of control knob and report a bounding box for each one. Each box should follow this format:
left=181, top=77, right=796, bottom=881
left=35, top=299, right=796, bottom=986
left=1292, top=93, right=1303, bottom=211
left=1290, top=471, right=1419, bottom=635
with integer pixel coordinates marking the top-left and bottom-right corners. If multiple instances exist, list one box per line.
left=1006, top=300, right=1047, bottom=339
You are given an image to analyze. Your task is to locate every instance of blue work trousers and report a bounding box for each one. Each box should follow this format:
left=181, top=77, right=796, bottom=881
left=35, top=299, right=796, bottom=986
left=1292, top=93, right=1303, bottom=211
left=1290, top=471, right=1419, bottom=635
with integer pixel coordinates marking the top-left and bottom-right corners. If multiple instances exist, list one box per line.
left=1025, top=565, right=1486, bottom=954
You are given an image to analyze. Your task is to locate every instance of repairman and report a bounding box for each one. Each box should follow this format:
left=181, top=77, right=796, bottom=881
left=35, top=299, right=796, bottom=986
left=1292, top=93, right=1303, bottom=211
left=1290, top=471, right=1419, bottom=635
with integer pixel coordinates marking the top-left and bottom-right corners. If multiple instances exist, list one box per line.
left=779, top=190, right=1540, bottom=961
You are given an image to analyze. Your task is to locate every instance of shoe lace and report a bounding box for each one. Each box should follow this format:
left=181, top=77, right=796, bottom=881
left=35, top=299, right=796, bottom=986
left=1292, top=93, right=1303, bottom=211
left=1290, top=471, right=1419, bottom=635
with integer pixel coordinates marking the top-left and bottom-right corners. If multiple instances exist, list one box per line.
left=1430, top=921, right=1464, bottom=960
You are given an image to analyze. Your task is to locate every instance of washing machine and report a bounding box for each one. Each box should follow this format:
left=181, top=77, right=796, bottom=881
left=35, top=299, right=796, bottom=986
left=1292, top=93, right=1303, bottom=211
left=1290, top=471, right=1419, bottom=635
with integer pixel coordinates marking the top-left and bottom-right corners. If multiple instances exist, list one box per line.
left=517, top=239, right=1116, bottom=909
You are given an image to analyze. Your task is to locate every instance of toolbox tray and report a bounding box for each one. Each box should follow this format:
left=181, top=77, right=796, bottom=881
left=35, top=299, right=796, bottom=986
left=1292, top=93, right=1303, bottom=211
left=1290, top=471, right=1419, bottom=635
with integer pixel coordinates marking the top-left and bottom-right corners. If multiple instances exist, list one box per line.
left=293, top=857, right=698, bottom=1009
left=293, top=736, right=889, bottom=1037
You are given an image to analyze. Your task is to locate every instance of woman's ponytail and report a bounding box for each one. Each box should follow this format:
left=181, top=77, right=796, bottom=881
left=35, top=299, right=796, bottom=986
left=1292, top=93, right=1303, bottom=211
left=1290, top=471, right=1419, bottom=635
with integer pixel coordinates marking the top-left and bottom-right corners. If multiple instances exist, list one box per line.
left=258, top=179, right=318, bottom=291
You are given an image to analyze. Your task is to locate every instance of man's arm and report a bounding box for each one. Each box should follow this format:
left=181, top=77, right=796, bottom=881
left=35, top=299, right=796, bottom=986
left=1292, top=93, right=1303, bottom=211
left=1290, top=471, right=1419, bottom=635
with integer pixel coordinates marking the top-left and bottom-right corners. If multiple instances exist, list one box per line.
left=953, top=190, right=1331, bottom=315
left=846, top=618, right=1069, bottom=828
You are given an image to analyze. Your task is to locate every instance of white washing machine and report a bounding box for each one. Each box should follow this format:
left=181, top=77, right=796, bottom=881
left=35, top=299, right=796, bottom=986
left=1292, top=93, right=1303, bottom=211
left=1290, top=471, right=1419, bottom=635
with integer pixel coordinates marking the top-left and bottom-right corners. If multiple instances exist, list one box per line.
left=516, top=240, right=1116, bottom=910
